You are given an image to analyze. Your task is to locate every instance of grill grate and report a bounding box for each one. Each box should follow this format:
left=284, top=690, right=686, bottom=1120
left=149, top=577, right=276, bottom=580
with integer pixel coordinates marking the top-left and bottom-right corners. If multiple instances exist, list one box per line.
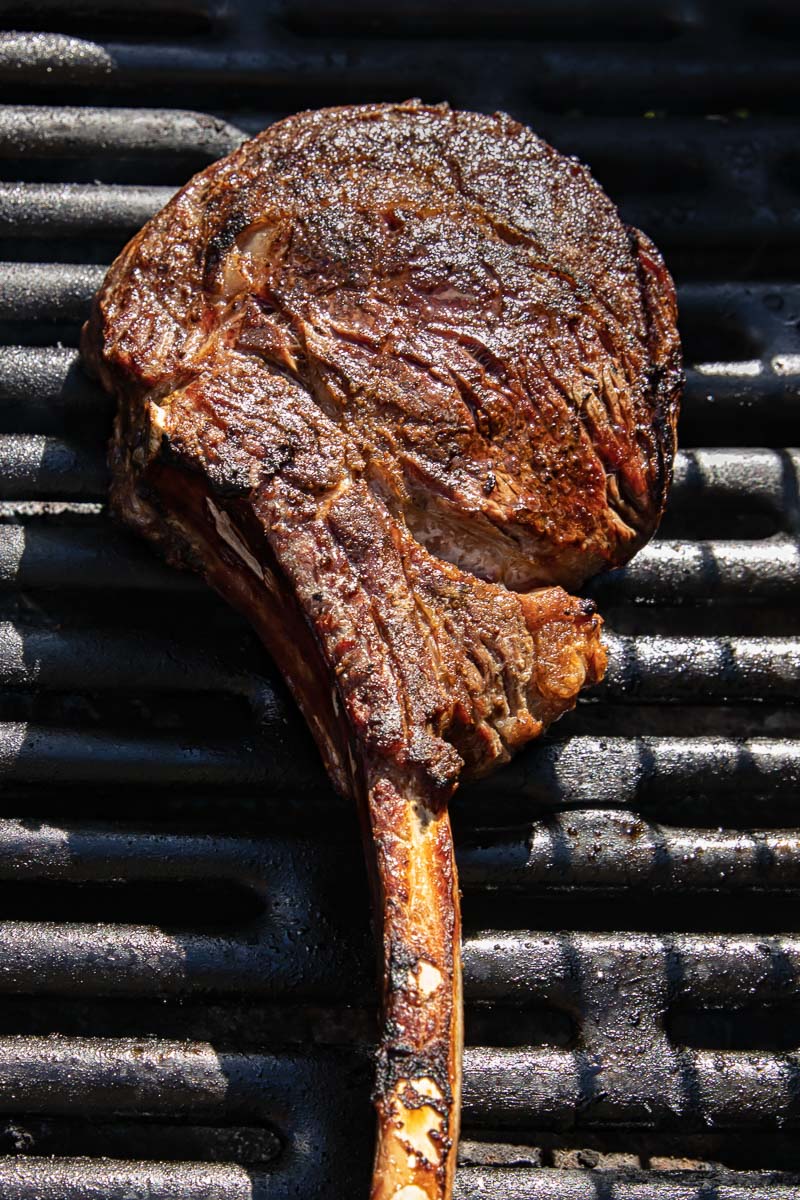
left=1, top=1, right=800, bottom=1197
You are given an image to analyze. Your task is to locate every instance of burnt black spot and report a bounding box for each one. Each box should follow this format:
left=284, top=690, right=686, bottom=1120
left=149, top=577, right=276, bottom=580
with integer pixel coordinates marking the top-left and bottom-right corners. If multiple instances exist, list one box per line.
left=208, top=466, right=252, bottom=499
left=373, top=1041, right=453, bottom=1109
left=202, top=208, right=253, bottom=287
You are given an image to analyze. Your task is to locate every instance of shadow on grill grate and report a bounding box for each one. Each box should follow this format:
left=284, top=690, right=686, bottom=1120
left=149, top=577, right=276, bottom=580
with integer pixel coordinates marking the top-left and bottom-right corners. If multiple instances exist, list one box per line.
left=0, top=1, right=799, bottom=1198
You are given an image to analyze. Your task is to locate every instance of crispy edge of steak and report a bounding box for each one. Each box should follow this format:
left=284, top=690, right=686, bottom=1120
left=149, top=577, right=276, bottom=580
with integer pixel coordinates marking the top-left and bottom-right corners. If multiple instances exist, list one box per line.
left=81, top=100, right=680, bottom=1200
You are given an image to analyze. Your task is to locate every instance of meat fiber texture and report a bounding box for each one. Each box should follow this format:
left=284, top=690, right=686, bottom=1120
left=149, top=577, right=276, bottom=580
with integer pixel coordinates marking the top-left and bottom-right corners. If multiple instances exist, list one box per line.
left=82, top=101, right=682, bottom=1200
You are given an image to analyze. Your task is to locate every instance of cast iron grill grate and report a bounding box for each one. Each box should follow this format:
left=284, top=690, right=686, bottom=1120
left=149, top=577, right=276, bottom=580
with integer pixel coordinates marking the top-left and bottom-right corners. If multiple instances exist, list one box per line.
left=0, top=1, right=799, bottom=1197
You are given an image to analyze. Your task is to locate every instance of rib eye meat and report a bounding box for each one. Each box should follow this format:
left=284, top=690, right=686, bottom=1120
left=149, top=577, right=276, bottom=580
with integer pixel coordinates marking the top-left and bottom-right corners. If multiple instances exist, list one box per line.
left=82, top=100, right=682, bottom=1200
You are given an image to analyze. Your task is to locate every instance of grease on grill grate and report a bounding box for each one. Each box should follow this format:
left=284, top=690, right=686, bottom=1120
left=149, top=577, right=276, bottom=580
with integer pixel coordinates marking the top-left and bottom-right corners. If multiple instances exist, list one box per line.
left=0, top=1, right=799, bottom=1198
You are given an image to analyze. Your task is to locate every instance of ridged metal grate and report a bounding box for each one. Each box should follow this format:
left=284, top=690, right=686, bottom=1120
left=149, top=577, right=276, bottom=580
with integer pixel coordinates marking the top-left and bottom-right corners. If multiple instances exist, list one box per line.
left=0, top=1, right=799, bottom=1197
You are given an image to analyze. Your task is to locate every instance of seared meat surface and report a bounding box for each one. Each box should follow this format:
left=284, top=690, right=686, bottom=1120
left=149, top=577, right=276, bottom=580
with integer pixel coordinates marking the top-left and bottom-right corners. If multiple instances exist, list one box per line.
left=82, top=100, right=681, bottom=1200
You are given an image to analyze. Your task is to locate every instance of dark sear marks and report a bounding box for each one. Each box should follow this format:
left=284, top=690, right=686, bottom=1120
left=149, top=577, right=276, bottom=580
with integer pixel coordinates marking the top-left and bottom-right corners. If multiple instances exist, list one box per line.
left=82, top=101, right=681, bottom=1200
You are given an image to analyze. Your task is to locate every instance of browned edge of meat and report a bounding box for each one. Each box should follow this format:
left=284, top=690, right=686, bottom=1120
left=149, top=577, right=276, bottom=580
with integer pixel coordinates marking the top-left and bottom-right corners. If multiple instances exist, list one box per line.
left=80, top=99, right=681, bottom=1200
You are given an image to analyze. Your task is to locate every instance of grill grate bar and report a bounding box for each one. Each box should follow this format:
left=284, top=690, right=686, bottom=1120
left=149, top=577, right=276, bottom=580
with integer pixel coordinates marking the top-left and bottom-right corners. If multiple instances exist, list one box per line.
left=0, top=347, right=109, bottom=435
left=1, top=726, right=797, bottom=813
left=0, top=1034, right=793, bottom=1134
left=0, top=520, right=196, bottom=591
left=0, top=820, right=329, bottom=885
left=455, top=1171, right=800, bottom=1200
left=0, top=722, right=282, bottom=790
left=0, top=1037, right=331, bottom=1120
left=471, top=734, right=800, bottom=815
left=454, top=1168, right=800, bottom=1199
left=679, top=398, right=800, bottom=452
left=0, top=105, right=241, bottom=161
left=463, top=1046, right=800, bottom=1130
left=0, top=435, right=108, bottom=500
left=670, top=449, right=799, bottom=523
left=0, top=1159, right=256, bottom=1200
left=589, top=537, right=800, bottom=604
left=0, top=620, right=264, bottom=698
left=465, top=930, right=800, bottom=1008
left=0, top=262, right=105, bottom=322
left=0, top=920, right=798, bottom=1005
left=460, top=812, right=800, bottom=893
left=600, top=633, right=800, bottom=703
left=0, top=182, right=175, bottom=236
left=0, top=919, right=368, bottom=999
left=3, top=32, right=800, bottom=117
left=0, top=621, right=796, bottom=704
left=0, top=1160, right=795, bottom=1200
left=2, top=813, right=800, bottom=899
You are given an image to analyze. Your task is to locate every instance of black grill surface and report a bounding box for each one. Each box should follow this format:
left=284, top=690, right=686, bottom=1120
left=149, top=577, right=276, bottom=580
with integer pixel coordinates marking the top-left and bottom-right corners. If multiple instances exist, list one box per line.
left=1, top=2, right=800, bottom=1197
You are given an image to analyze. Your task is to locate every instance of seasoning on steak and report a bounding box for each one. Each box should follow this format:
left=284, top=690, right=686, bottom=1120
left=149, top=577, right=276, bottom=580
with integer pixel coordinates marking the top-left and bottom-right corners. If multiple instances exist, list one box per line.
left=82, top=100, right=682, bottom=1200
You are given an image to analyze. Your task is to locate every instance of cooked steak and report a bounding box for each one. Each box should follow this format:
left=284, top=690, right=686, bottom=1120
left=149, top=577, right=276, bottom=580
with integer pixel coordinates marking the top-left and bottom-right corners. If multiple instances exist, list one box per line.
left=82, top=100, right=681, bottom=1200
